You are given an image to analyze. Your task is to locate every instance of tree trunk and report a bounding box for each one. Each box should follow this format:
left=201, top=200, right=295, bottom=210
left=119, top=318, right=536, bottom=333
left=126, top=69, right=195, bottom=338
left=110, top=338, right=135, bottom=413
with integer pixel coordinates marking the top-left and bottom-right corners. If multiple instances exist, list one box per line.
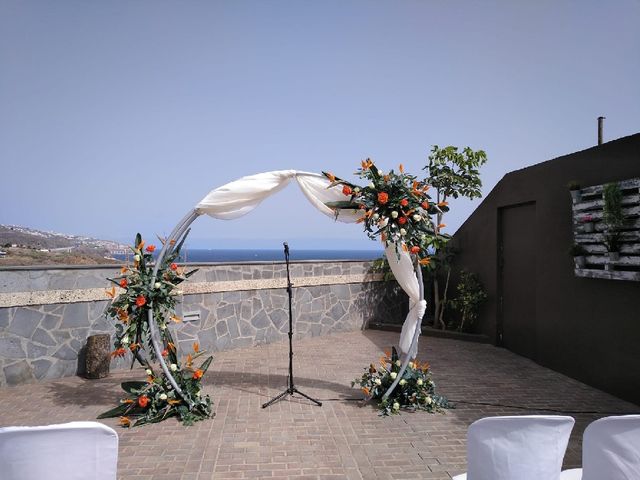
left=438, top=267, right=451, bottom=329
left=433, top=278, right=443, bottom=329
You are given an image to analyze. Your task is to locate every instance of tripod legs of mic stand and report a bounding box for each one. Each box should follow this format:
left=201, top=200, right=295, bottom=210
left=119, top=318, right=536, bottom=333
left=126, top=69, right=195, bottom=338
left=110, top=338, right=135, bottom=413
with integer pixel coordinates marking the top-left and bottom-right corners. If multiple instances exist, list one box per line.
left=261, top=386, right=322, bottom=409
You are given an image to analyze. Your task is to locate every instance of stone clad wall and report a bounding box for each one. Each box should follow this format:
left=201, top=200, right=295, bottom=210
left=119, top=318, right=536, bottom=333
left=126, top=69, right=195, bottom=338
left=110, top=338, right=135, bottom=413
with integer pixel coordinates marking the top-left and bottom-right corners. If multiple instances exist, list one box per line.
left=0, top=261, right=404, bottom=387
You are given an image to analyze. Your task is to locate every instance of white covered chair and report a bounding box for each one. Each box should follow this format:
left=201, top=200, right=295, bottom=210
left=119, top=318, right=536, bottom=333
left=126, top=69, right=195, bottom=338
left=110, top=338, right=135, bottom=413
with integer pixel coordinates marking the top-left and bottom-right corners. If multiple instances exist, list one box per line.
left=0, top=421, right=118, bottom=480
left=560, top=414, right=640, bottom=480
left=452, top=415, right=575, bottom=480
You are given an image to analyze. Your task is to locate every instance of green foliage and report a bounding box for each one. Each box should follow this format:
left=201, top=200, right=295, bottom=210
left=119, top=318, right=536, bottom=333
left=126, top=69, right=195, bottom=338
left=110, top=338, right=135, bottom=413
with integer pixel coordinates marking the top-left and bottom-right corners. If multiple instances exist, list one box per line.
left=423, top=145, right=487, bottom=201
left=603, top=183, right=624, bottom=229
left=100, top=232, right=213, bottom=427
left=324, top=159, right=448, bottom=262
left=450, top=271, right=487, bottom=332
left=352, top=347, right=452, bottom=416
left=569, top=243, right=587, bottom=257
left=604, top=231, right=621, bottom=253
left=97, top=347, right=214, bottom=427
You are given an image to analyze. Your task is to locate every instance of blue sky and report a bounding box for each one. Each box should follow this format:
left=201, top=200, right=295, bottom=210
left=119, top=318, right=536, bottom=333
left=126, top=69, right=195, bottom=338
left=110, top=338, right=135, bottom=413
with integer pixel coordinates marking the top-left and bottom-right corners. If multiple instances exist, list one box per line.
left=1, top=1, right=638, bottom=250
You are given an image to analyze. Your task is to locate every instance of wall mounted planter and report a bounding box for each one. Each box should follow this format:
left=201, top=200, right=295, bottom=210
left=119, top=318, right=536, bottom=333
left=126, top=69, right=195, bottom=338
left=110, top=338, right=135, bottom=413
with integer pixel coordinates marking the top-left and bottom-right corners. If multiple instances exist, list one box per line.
left=571, top=178, right=640, bottom=281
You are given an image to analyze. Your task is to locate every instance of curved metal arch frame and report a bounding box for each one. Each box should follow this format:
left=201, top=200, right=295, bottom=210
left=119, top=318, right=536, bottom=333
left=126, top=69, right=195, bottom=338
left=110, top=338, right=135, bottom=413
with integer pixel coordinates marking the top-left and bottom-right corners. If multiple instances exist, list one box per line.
left=144, top=208, right=423, bottom=406
left=146, top=209, right=201, bottom=408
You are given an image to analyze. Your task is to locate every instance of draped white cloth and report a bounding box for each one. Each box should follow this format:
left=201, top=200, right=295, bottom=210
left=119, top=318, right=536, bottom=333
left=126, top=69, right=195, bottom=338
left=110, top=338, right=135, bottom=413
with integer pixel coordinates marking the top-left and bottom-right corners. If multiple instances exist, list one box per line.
left=195, top=170, right=425, bottom=357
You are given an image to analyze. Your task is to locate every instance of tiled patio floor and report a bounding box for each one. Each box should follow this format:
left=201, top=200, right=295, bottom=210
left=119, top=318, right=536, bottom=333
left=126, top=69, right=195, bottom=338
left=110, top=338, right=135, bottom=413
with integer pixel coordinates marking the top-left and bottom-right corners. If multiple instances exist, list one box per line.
left=1, top=330, right=637, bottom=479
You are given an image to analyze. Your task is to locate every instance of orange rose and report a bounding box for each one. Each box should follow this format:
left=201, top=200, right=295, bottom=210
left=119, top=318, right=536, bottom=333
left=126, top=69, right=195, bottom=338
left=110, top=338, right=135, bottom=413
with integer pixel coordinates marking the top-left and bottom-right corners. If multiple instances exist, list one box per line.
left=137, top=395, right=149, bottom=408
left=410, top=246, right=420, bottom=254
left=421, top=201, right=429, bottom=209
left=377, top=192, right=389, bottom=204
left=342, top=185, right=352, bottom=196
left=119, top=278, right=128, bottom=288
left=398, top=217, right=407, bottom=225
left=145, top=245, right=156, bottom=252
left=400, top=198, right=408, bottom=207
left=135, top=295, right=146, bottom=307
left=170, top=263, right=178, bottom=271
left=193, top=369, right=204, bottom=380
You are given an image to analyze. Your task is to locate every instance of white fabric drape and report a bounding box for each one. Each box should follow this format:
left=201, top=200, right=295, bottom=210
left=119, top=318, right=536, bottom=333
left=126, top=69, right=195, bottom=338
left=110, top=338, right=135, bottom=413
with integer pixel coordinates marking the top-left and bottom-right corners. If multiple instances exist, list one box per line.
left=195, top=170, right=424, bottom=357
left=195, top=170, right=360, bottom=223
left=385, top=244, right=426, bottom=359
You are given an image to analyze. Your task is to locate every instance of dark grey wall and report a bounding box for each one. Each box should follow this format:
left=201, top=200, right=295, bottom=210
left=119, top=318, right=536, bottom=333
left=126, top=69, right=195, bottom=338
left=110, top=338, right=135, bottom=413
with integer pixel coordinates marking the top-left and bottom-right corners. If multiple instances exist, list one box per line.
left=450, top=133, right=640, bottom=405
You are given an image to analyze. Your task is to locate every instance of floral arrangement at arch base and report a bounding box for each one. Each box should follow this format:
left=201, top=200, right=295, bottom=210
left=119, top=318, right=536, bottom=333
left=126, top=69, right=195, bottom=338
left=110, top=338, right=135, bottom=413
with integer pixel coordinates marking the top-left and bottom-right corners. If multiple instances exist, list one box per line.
left=353, top=347, right=451, bottom=416
left=325, top=158, right=452, bottom=415
left=98, top=232, right=214, bottom=427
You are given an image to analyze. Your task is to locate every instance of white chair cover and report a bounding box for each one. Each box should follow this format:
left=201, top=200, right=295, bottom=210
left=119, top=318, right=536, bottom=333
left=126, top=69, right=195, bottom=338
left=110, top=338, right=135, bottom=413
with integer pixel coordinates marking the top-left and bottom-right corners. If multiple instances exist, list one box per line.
left=560, top=414, right=640, bottom=480
left=195, top=170, right=426, bottom=357
left=452, top=415, right=575, bottom=480
left=0, top=421, right=118, bottom=480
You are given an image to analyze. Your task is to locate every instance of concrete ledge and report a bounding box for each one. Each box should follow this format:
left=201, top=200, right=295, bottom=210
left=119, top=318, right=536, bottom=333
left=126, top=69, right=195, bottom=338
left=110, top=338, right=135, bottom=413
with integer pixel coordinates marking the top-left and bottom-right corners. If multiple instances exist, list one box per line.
left=0, top=273, right=384, bottom=308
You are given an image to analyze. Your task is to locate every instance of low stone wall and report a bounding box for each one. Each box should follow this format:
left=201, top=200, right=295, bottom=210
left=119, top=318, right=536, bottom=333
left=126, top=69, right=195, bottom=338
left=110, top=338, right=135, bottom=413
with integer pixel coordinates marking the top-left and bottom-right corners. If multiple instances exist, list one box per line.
left=0, top=261, right=406, bottom=387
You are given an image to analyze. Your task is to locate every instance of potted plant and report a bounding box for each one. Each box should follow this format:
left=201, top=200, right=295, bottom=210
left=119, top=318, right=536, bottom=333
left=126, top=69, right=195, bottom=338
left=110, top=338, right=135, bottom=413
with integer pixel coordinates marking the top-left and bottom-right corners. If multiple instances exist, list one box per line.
left=580, top=214, right=595, bottom=233
left=602, top=182, right=624, bottom=262
left=568, top=181, right=582, bottom=204
left=569, top=243, right=587, bottom=269
left=603, top=182, right=624, bottom=227
left=604, top=232, right=621, bottom=262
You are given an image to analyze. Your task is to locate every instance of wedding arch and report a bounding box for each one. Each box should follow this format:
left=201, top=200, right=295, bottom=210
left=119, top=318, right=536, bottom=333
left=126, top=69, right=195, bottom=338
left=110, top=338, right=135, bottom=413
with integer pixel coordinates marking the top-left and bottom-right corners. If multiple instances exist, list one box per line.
left=147, top=169, right=428, bottom=403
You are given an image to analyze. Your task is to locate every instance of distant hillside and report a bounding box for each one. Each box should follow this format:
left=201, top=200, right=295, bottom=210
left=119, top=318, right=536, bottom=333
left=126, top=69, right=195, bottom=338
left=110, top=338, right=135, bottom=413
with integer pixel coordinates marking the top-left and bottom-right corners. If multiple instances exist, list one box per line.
left=0, top=225, right=127, bottom=266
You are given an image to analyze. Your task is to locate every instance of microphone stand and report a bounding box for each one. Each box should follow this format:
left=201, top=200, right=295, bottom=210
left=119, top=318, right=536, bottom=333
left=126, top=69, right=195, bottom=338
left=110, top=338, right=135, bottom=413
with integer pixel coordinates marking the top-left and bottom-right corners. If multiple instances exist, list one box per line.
left=262, top=242, right=322, bottom=408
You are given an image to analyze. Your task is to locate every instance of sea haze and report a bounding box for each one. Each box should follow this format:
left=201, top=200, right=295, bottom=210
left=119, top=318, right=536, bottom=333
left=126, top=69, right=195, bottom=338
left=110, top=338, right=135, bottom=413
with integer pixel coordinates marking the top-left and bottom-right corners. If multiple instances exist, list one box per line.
left=113, top=248, right=382, bottom=263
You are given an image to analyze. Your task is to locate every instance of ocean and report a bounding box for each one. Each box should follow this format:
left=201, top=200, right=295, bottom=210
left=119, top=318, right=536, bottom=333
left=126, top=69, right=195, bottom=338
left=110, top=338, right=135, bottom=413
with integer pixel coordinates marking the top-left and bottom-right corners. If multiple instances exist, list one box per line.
left=113, top=248, right=383, bottom=263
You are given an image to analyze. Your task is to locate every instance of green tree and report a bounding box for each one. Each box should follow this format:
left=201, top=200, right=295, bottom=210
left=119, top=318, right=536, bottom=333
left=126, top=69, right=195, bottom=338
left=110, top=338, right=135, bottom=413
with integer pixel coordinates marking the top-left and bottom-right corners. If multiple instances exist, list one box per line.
left=423, top=145, right=487, bottom=329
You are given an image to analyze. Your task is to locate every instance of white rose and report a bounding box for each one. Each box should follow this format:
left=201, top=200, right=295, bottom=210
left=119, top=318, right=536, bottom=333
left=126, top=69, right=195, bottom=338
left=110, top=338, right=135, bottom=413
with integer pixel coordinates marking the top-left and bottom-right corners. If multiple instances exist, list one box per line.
left=353, top=187, right=360, bottom=193
left=395, top=360, right=402, bottom=367
left=425, top=396, right=432, bottom=405
left=392, top=402, right=400, bottom=411
left=391, top=211, right=398, bottom=219
left=368, top=182, right=375, bottom=188
left=154, top=282, right=161, bottom=289
left=145, top=369, right=152, bottom=376
left=133, top=254, right=140, bottom=262
left=417, top=379, right=424, bottom=386
left=372, top=213, right=379, bottom=220
left=400, top=228, right=407, bottom=236
left=160, top=323, right=167, bottom=330
left=196, top=391, right=201, bottom=397
left=413, top=214, right=421, bottom=222
left=121, top=335, right=129, bottom=345
left=379, top=217, right=388, bottom=228
left=408, top=362, right=415, bottom=369
left=159, top=393, right=167, bottom=401
left=377, top=169, right=383, bottom=175
left=399, top=379, right=406, bottom=386
left=170, top=363, right=177, bottom=371
left=390, top=372, right=397, bottom=379
left=421, top=234, right=427, bottom=241
left=374, top=378, right=382, bottom=385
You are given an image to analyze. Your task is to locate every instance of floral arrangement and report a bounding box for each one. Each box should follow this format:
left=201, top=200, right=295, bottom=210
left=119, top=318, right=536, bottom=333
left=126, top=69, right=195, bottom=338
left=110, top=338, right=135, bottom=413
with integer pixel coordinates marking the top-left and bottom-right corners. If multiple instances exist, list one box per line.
left=323, top=159, right=450, bottom=264
left=98, top=233, right=214, bottom=427
left=352, top=347, right=451, bottom=415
